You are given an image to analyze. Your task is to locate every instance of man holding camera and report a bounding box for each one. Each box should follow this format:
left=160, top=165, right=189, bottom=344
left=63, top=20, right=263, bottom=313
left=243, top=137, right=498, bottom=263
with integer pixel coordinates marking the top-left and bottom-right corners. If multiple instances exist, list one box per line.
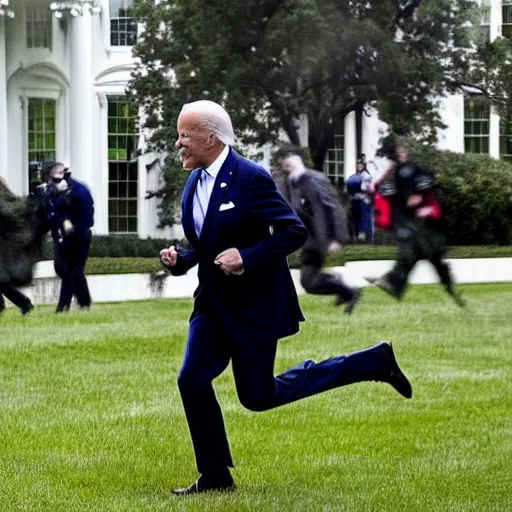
left=37, top=162, right=94, bottom=313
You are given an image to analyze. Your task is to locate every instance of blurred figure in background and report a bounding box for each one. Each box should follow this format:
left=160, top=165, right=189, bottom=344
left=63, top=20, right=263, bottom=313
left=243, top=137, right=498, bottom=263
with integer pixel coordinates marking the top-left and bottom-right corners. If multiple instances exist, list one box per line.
left=36, top=162, right=94, bottom=313
left=346, top=156, right=374, bottom=243
left=0, top=177, right=35, bottom=316
left=370, top=141, right=464, bottom=306
left=275, top=146, right=362, bottom=314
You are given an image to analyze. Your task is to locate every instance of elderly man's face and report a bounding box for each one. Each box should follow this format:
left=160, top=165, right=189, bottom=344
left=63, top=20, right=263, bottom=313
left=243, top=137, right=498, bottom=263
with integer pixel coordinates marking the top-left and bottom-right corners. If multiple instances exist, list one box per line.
left=175, top=112, right=215, bottom=171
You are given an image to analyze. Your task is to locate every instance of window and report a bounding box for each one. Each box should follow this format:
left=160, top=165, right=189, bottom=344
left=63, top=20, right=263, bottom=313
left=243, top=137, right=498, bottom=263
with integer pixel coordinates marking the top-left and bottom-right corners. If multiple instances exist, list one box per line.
left=464, top=98, right=490, bottom=154
left=323, top=122, right=345, bottom=181
left=108, top=96, right=138, bottom=234
left=110, top=0, right=137, bottom=47
left=479, top=0, right=491, bottom=42
left=500, top=119, right=512, bottom=162
left=26, top=4, right=52, bottom=49
left=28, top=98, right=56, bottom=193
left=503, top=1, right=512, bottom=39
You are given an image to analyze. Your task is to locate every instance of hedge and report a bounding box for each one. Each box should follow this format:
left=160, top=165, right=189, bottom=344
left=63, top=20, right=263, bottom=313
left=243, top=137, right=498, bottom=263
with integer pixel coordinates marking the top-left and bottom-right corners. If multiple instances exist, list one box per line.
left=41, top=235, right=178, bottom=260
left=406, top=144, right=512, bottom=246
left=82, top=245, right=512, bottom=275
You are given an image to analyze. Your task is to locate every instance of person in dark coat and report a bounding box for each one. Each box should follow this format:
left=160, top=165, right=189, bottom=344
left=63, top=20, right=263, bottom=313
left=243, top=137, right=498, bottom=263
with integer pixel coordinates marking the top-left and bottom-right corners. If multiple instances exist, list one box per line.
left=371, top=142, right=464, bottom=306
left=275, top=147, right=362, bottom=314
left=37, top=162, right=94, bottom=313
left=160, top=101, right=412, bottom=495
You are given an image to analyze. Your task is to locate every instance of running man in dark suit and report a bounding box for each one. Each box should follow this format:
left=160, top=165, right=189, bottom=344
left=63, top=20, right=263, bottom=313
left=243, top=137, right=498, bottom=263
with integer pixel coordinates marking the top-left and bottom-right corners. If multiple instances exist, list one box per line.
left=275, top=147, right=362, bottom=314
left=160, top=100, right=413, bottom=496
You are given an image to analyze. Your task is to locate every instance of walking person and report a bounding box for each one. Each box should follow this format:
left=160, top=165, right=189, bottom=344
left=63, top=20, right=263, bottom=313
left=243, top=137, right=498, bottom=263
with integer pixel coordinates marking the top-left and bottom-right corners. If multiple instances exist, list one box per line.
left=159, top=100, right=413, bottom=496
left=275, top=147, right=362, bottom=313
left=370, top=141, right=464, bottom=306
left=37, top=162, right=94, bottom=313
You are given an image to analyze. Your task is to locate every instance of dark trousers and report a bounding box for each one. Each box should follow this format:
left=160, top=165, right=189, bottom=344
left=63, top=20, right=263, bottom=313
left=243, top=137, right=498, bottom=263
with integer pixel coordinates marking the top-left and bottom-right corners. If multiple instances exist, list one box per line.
left=178, top=310, right=394, bottom=473
left=350, top=198, right=363, bottom=240
left=382, top=224, right=453, bottom=299
left=0, top=284, right=32, bottom=311
left=54, top=234, right=91, bottom=311
left=300, top=250, right=354, bottom=301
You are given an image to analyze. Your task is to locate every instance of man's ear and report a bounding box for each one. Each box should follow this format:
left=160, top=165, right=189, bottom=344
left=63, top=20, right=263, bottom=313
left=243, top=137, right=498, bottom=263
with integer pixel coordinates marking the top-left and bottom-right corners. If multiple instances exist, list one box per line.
left=207, top=133, right=217, bottom=148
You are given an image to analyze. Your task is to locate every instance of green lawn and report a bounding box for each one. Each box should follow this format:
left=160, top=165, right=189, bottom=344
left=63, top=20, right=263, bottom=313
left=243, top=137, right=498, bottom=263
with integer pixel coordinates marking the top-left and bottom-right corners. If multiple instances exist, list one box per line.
left=0, top=284, right=511, bottom=511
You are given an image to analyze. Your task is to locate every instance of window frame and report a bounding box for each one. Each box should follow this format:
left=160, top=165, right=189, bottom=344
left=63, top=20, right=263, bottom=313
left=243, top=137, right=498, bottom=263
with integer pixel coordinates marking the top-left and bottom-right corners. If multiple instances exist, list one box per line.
left=107, top=95, right=139, bottom=234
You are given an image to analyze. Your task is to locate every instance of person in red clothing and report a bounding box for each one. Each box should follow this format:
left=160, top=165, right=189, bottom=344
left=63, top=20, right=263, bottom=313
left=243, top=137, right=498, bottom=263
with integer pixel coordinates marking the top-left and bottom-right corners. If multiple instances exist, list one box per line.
left=370, top=141, right=464, bottom=306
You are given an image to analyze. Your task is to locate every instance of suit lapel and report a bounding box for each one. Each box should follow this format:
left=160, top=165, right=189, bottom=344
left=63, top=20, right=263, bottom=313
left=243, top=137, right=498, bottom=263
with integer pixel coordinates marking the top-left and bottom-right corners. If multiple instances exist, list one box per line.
left=182, top=168, right=201, bottom=247
left=199, top=148, right=238, bottom=242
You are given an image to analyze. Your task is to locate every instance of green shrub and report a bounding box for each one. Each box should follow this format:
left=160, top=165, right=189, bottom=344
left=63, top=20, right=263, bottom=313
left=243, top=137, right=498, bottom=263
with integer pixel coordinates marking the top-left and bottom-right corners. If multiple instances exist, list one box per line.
left=406, top=145, right=512, bottom=245
left=83, top=245, right=512, bottom=275
left=41, top=235, right=180, bottom=260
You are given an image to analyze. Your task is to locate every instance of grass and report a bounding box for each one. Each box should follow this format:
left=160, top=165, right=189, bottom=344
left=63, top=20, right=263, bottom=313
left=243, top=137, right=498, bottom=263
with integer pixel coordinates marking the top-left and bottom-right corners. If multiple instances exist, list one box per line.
left=0, top=284, right=511, bottom=511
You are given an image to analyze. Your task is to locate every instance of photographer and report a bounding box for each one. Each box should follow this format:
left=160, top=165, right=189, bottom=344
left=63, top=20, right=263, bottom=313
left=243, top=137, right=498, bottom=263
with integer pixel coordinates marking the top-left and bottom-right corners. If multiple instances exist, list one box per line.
left=37, top=162, right=94, bottom=313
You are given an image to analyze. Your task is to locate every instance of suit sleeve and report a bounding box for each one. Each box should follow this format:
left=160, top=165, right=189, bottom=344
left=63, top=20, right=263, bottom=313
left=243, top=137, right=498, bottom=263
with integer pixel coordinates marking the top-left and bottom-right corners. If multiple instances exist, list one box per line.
left=166, top=246, right=199, bottom=276
left=239, top=170, right=307, bottom=271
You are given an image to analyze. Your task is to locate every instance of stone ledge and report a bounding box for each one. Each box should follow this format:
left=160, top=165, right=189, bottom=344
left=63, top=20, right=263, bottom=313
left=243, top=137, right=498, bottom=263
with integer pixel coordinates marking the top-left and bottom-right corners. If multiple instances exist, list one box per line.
left=4, top=258, right=511, bottom=306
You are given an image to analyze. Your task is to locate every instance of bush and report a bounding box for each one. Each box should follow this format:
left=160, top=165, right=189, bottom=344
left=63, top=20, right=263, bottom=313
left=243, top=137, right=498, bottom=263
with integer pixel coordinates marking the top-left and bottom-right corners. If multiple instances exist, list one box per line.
left=41, top=235, right=181, bottom=260
left=82, top=245, right=512, bottom=275
left=406, top=144, right=512, bottom=245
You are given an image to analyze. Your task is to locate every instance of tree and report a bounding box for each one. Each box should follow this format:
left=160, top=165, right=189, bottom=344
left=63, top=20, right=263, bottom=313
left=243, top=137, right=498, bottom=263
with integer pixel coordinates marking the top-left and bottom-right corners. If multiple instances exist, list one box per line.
left=129, top=0, right=480, bottom=226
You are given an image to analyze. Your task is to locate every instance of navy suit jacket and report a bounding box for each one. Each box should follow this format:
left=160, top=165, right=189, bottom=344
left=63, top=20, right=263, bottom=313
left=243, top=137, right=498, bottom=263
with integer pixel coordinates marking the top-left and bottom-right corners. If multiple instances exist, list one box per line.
left=170, top=148, right=308, bottom=344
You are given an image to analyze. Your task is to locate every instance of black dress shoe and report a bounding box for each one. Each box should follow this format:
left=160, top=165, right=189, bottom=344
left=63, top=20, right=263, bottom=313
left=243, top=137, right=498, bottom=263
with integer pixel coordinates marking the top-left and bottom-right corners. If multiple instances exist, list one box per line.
left=21, top=303, right=34, bottom=316
left=344, top=288, right=363, bottom=315
left=368, top=278, right=401, bottom=300
left=172, top=473, right=236, bottom=496
left=376, top=342, right=413, bottom=399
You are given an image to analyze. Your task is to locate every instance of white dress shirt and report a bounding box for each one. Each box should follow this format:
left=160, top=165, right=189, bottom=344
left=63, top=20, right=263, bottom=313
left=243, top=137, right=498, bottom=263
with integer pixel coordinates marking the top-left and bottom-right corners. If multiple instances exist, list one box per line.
left=193, top=145, right=230, bottom=237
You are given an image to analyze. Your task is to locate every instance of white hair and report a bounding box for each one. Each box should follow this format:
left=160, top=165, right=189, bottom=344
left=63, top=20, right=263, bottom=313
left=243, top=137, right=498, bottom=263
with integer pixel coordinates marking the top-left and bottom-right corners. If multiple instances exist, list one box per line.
left=180, top=100, right=235, bottom=146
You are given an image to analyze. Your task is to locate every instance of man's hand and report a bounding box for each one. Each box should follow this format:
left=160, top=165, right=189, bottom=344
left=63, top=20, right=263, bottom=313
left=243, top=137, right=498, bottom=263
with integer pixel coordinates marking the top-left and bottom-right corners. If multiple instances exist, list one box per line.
left=160, top=245, right=178, bottom=267
left=214, top=248, right=245, bottom=275
left=416, top=206, right=434, bottom=218
left=407, top=194, right=423, bottom=208
left=327, top=241, right=343, bottom=253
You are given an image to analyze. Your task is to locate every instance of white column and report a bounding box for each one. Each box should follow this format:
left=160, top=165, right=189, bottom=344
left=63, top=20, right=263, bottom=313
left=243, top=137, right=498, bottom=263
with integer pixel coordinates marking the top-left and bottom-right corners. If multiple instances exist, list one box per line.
left=490, top=0, right=501, bottom=42
left=0, top=18, right=8, bottom=181
left=69, top=7, right=93, bottom=185
left=343, top=111, right=357, bottom=179
left=489, top=105, right=500, bottom=159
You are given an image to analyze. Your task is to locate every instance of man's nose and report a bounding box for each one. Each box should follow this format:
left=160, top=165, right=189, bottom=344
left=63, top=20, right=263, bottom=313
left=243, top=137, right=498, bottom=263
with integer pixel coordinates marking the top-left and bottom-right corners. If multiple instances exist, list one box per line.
left=175, top=138, right=182, bottom=149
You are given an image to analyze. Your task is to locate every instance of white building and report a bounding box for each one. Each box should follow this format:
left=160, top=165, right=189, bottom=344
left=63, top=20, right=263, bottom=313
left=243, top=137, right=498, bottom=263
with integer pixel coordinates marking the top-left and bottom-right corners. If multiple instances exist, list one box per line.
left=323, top=0, right=512, bottom=180
left=0, top=0, right=510, bottom=237
left=0, top=0, right=174, bottom=238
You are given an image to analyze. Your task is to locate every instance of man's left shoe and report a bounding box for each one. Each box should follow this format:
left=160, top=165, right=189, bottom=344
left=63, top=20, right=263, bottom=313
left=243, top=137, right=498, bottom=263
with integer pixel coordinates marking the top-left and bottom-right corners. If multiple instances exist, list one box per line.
left=172, top=472, right=236, bottom=496
left=21, top=303, right=34, bottom=316
left=375, top=341, right=413, bottom=399
left=344, top=288, right=363, bottom=315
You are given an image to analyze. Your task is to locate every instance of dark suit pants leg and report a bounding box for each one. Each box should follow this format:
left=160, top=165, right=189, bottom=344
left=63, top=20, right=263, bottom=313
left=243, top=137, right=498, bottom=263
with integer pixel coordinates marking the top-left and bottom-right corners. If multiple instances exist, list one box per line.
left=232, top=342, right=392, bottom=412
left=381, top=238, right=419, bottom=299
left=177, top=311, right=234, bottom=474
left=54, top=243, right=73, bottom=310
left=72, top=236, right=92, bottom=308
left=300, top=264, right=354, bottom=301
left=0, top=284, right=31, bottom=311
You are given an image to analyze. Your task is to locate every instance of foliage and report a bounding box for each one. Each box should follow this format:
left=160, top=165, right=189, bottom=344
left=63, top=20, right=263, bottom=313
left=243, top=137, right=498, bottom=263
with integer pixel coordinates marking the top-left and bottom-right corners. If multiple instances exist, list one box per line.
left=405, top=143, right=512, bottom=245
left=78, top=245, right=512, bottom=275
left=40, top=235, right=179, bottom=261
left=129, top=0, right=481, bottom=226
